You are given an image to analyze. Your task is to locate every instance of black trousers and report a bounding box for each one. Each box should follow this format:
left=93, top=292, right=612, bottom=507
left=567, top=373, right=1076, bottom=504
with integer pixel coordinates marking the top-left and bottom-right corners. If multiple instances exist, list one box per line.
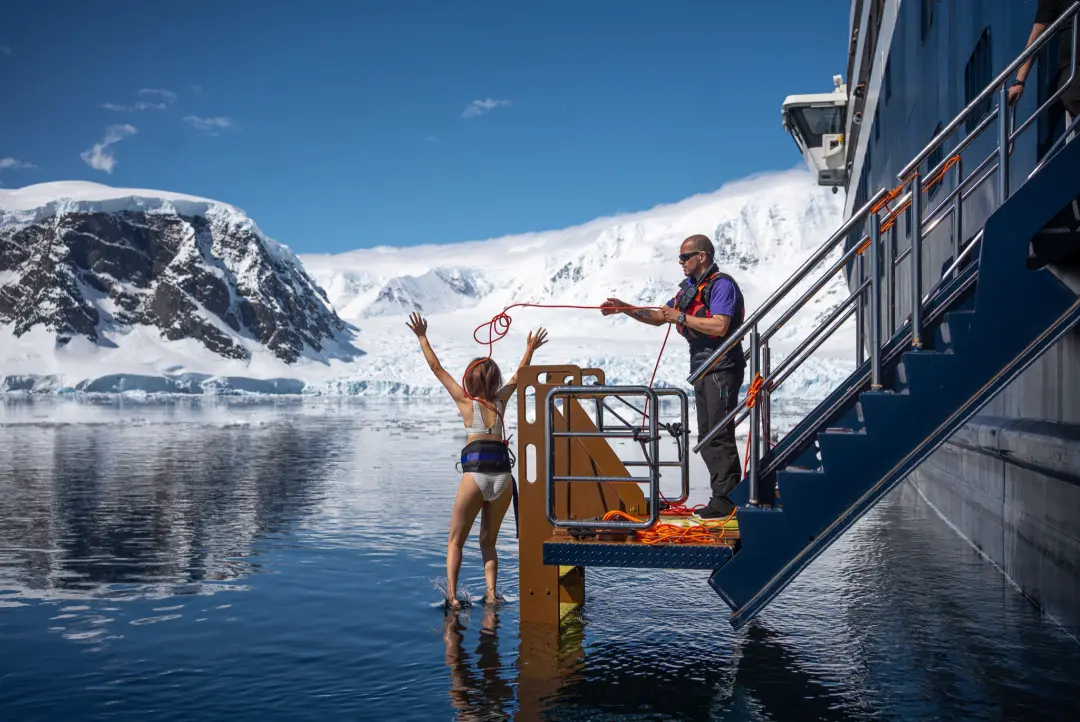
left=693, top=365, right=745, bottom=514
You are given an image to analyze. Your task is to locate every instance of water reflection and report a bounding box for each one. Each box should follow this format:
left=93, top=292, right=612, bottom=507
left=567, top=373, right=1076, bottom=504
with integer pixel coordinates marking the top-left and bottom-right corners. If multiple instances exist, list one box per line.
left=0, top=399, right=1078, bottom=721
left=0, top=419, right=333, bottom=604
left=517, top=618, right=857, bottom=722
left=443, top=606, right=515, bottom=721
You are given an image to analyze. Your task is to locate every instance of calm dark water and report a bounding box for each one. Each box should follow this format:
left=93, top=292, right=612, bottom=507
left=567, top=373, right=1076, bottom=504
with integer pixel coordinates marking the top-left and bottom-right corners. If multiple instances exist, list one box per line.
left=1, top=396, right=1078, bottom=721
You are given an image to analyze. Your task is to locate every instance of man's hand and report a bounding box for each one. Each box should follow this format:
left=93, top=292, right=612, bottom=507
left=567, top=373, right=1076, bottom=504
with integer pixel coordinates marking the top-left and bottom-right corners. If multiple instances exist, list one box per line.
left=1008, top=83, right=1024, bottom=106
left=599, top=298, right=628, bottom=316
left=658, top=306, right=680, bottom=324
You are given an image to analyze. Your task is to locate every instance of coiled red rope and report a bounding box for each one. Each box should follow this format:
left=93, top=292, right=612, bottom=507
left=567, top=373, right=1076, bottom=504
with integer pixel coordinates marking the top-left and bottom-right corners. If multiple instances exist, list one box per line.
left=462, top=303, right=668, bottom=440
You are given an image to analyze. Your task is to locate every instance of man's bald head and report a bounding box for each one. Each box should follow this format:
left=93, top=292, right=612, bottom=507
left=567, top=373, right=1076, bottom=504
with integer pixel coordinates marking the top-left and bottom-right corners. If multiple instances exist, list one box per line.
left=681, top=234, right=714, bottom=257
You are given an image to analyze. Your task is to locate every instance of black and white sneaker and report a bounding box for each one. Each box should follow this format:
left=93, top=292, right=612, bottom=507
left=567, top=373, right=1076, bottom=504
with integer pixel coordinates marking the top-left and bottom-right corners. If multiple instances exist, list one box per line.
left=692, top=504, right=735, bottom=521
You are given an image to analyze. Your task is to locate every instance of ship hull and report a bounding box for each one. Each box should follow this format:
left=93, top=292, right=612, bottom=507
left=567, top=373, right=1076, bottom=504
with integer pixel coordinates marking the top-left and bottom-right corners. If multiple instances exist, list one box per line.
left=844, top=0, right=1080, bottom=636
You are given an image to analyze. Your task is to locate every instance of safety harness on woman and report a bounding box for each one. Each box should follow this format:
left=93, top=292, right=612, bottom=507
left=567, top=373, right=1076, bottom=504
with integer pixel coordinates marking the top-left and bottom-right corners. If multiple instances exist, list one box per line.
left=458, top=439, right=513, bottom=473
left=457, top=428, right=519, bottom=539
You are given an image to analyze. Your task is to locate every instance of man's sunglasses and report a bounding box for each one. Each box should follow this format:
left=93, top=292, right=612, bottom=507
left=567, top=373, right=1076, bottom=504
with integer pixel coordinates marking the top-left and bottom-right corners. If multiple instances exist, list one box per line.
left=679, top=251, right=704, bottom=262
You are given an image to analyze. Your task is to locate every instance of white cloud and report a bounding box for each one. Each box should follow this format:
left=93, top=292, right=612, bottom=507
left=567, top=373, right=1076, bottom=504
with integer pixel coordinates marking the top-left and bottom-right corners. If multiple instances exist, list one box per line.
left=100, top=101, right=167, bottom=112
left=99, top=88, right=175, bottom=112
left=189, top=84, right=204, bottom=95
left=80, top=124, right=138, bottom=174
left=425, top=135, right=439, bottom=143
left=0, top=157, right=35, bottom=170
left=0, top=46, right=12, bottom=56
left=183, top=115, right=234, bottom=132
left=462, top=98, right=511, bottom=119
left=138, top=88, right=177, bottom=104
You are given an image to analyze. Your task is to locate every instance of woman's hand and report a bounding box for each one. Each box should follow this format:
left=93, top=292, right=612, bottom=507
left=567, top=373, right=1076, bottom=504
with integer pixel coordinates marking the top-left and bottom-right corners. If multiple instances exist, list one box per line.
left=406, top=312, right=428, bottom=338
left=526, top=327, right=548, bottom=350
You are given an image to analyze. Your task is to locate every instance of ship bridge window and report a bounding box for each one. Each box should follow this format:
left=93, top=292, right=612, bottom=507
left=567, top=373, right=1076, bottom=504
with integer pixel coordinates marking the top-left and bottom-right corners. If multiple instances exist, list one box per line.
left=789, top=105, right=845, bottom=148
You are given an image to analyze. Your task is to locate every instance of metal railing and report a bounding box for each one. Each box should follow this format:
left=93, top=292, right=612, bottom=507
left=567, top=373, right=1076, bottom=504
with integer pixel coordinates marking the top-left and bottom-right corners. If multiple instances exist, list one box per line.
left=544, top=385, right=690, bottom=531
left=595, top=387, right=691, bottom=506
left=687, top=3, right=1079, bottom=506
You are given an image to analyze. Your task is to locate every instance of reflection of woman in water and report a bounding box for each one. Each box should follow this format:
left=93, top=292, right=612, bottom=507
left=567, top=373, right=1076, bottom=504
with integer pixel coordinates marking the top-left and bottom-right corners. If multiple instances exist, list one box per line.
left=443, top=606, right=514, bottom=720
left=407, top=312, right=548, bottom=608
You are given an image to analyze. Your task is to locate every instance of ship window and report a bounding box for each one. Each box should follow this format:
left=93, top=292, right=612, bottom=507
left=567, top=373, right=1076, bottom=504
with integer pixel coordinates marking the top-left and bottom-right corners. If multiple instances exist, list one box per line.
left=874, top=101, right=881, bottom=143
left=884, top=58, right=892, bottom=103
left=921, top=0, right=936, bottom=43
left=964, top=28, right=993, bottom=134
left=789, top=105, right=845, bottom=149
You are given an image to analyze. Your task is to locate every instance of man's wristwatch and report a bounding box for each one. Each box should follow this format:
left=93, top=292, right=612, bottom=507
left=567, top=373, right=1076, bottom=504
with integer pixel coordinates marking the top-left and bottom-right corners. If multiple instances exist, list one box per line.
left=676, top=312, right=686, bottom=325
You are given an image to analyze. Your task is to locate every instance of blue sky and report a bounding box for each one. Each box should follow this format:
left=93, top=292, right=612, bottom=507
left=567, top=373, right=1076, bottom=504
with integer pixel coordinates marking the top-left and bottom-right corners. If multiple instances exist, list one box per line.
left=0, top=1, right=847, bottom=254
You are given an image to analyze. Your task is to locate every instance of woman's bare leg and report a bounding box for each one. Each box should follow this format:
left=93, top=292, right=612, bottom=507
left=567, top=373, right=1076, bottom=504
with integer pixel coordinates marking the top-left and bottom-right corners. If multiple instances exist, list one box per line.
left=447, top=473, right=484, bottom=608
left=478, top=481, right=513, bottom=602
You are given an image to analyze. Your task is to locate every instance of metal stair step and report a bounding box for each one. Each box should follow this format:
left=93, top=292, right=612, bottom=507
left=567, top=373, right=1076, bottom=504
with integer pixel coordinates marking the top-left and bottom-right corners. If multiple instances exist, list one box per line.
left=856, top=390, right=920, bottom=438
left=894, top=349, right=957, bottom=395
left=934, top=310, right=977, bottom=352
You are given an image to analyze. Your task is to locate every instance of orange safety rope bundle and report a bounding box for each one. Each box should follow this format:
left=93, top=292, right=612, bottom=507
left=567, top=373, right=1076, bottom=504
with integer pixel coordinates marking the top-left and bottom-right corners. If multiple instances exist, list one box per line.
left=600, top=509, right=737, bottom=544
left=741, top=371, right=773, bottom=477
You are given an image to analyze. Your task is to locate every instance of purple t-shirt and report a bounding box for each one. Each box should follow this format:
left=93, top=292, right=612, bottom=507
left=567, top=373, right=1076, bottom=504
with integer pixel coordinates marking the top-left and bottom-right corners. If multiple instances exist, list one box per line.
left=666, top=276, right=738, bottom=318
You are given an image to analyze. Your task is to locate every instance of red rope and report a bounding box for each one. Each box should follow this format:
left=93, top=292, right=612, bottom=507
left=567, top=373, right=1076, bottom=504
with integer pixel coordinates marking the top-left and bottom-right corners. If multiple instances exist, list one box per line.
left=462, top=302, right=667, bottom=442
left=465, top=302, right=763, bottom=522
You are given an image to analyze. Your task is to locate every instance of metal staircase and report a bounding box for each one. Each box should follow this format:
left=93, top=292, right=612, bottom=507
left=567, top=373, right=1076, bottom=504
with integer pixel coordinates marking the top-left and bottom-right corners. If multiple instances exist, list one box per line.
left=690, top=5, right=1080, bottom=628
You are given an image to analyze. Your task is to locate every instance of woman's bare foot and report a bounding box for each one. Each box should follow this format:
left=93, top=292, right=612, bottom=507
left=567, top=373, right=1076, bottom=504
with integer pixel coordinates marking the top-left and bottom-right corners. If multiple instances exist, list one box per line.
left=446, top=596, right=462, bottom=611
left=483, top=589, right=502, bottom=604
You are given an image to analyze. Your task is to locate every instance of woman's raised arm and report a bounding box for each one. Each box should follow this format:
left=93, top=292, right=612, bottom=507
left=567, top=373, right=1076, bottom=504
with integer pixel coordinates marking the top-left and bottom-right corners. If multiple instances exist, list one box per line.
left=407, top=312, right=467, bottom=403
left=498, top=327, right=548, bottom=401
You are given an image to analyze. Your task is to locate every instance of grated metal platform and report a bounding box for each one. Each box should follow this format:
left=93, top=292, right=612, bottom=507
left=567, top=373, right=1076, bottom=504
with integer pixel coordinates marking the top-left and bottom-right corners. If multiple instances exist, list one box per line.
left=542, top=537, right=736, bottom=569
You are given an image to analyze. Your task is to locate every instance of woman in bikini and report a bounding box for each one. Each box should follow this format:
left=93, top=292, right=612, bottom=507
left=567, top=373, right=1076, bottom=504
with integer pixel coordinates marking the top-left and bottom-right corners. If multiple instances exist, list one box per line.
left=406, top=312, right=548, bottom=609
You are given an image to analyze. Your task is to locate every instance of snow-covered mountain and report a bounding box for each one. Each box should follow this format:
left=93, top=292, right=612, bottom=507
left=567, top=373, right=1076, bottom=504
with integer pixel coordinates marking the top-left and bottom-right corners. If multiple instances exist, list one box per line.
left=364, top=267, right=491, bottom=317
left=0, top=182, right=359, bottom=391
left=300, top=168, right=853, bottom=398
left=0, top=169, right=854, bottom=398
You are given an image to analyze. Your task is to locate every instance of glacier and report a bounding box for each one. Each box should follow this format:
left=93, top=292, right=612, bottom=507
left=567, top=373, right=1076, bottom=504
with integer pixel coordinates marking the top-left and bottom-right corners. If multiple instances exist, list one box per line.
left=0, top=169, right=855, bottom=402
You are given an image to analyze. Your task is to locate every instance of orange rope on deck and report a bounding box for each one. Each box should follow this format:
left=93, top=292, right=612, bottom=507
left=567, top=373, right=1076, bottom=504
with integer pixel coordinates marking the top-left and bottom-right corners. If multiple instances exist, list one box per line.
left=600, top=508, right=737, bottom=544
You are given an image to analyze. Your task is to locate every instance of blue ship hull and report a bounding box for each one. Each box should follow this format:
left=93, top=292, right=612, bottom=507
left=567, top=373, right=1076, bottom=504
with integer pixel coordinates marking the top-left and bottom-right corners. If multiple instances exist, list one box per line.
left=842, top=0, right=1080, bottom=636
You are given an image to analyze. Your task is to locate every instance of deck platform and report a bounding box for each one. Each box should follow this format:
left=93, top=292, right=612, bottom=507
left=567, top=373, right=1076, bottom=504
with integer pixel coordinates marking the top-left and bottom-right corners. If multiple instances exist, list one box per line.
left=541, top=515, right=738, bottom=570
left=542, top=537, right=735, bottom=569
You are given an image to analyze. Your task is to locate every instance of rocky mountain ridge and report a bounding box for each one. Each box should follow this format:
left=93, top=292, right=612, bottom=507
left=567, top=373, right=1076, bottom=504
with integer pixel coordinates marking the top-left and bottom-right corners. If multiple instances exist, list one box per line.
left=0, top=182, right=358, bottom=365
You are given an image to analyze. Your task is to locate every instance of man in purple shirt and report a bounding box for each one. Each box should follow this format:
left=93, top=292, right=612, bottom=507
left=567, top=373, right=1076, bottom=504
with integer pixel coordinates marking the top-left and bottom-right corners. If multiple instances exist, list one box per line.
left=600, top=234, right=747, bottom=520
